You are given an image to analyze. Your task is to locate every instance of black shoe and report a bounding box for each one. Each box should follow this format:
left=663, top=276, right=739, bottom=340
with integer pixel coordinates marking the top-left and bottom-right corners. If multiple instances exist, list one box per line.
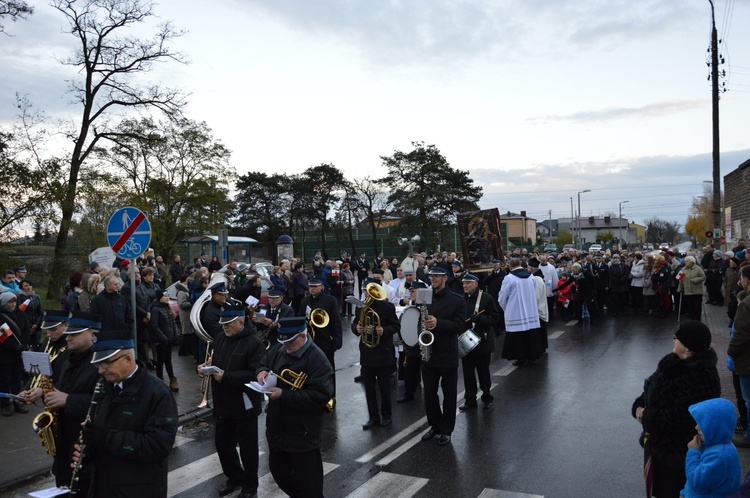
left=421, top=428, right=438, bottom=441
left=219, top=484, right=239, bottom=497
left=14, top=403, right=28, bottom=414
left=1, top=406, right=11, bottom=417
left=396, top=394, right=414, bottom=403
left=483, top=402, right=494, bottom=410
left=380, top=417, right=392, bottom=427
left=437, top=434, right=451, bottom=446
left=362, top=419, right=379, bottom=430
left=458, top=402, right=477, bottom=411
left=353, top=375, right=363, bottom=383
left=512, top=359, right=527, bottom=366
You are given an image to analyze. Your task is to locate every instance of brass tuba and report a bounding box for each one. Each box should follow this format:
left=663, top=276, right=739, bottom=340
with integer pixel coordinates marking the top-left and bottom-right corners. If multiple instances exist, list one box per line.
left=308, top=309, right=329, bottom=340
left=32, top=375, right=58, bottom=457
left=359, top=282, right=387, bottom=349
left=190, top=272, right=228, bottom=345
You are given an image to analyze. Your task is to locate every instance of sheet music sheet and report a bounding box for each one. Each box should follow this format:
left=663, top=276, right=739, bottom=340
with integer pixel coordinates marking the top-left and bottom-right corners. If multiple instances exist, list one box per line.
left=22, top=351, right=52, bottom=376
left=246, top=374, right=277, bottom=393
left=245, top=295, right=259, bottom=307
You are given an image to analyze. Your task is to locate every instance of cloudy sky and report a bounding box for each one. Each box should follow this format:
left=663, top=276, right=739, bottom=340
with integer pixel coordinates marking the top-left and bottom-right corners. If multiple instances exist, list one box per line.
left=2, top=0, right=749, bottom=229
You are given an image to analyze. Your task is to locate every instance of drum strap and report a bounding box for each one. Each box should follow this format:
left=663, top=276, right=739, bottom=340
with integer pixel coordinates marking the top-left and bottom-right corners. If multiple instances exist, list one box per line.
left=474, top=290, right=483, bottom=315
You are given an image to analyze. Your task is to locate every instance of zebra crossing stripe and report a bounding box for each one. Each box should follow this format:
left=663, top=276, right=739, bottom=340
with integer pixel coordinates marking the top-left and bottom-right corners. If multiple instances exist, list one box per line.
left=167, top=453, right=223, bottom=497
left=344, top=471, right=428, bottom=498
left=259, top=462, right=339, bottom=498
left=477, top=488, right=545, bottom=498
left=172, top=435, right=193, bottom=448
left=355, top=416, right=428, bottom=463
left=564, top=320, right=578, bottom=326
left=547, top=330, right=565, bottom=339
left=494, top=364, right=518, bottom=376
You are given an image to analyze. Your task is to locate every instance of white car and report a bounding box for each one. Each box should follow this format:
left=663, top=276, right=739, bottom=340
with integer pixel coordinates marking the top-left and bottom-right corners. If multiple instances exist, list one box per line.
left=659, top=243, right=670, bottom=250
left=588, top=244, right=602, bottom=253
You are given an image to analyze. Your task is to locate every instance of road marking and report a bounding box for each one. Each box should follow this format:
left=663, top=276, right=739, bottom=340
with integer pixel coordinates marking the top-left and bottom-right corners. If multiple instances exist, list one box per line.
left=173, top=435, right=192, bottom=448
left=355, top=416, right=428, bottom=463
left=547, top=330, right=565, bottom=339
left=494, top=364, right=518, bottom=376
left=564, top=320, right=579, bottom=326
left=167, top=453, right=223, bottom=497
left=259, top=462, right=339, bottom=498
left=345, top=471, right=428, bottom=498
left=375, top=431, right=424, bottom=467
left=477, top=489, right=545, bottom=498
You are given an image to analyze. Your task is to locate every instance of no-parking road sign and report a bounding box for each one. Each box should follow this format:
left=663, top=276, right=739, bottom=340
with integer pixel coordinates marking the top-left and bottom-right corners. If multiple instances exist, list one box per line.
left=107, top=207, right=152, bottom=259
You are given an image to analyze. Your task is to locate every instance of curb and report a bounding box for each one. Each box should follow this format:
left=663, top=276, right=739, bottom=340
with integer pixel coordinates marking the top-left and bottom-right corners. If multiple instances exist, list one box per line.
left=178, top=406, right=213, bottom=426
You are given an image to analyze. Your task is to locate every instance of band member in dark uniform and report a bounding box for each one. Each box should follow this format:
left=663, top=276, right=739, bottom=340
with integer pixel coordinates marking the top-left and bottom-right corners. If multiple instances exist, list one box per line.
left=298, top=278, right=342, bottom=394
left=256, top=287, right=295, bottom=347
left=78, top=329, right=178, bottom=497
left=351, top=286, right=400, bottom=429
left=256, top=317, right=334, bottom=498
left=21, top=310, right=70, bottom=388
left=198, top=301, right=265, bottom=498
left=482, top=259, right=506, bottom=337
left=419, top=266, right=466, bottom=446
left=22, top=311, right=100, bottom=494
left=198, top=281, right=229, bottom=365
left=396, top=281, right=428, bottom=403
left=459, top=274, right=500, bottom=411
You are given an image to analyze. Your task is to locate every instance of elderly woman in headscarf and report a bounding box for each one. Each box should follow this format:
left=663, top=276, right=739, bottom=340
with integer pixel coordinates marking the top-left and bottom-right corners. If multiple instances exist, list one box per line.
left=651, top=255, right=672, bottom=318
left=676, top=256, right=706, bottom=322
left=0, top=292, right=31, bottom=416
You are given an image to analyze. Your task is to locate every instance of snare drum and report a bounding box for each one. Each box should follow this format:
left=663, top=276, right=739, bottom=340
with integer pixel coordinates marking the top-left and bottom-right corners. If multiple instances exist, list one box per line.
left=398, top=306, right=421, bottom=347
left=457, top=329, right=481, bottom=358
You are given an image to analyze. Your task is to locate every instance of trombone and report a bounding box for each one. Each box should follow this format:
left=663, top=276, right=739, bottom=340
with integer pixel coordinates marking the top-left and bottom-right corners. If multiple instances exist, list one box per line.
left=308, top=309, right=329, bottom=340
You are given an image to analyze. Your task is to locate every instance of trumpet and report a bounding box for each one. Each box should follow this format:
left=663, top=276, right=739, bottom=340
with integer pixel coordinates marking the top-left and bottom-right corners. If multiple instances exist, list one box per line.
left=308, top=309, right=329, bottom=340
left=359, top=282, right=387, bottom=349
left=198, top=347, right=214, bottom=408
left=418, top=304, right=433, bottom=362
left=271, top=369, right=308, bottom=390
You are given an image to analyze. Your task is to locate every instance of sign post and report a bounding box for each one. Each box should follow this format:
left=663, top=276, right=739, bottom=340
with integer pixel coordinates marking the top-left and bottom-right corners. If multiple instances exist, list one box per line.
left=107, top=207, right=152, bottom=359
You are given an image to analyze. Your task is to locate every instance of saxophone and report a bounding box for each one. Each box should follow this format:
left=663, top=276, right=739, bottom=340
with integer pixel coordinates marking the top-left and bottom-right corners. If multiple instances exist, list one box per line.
left=30, top=344, right=66, bottom=457
left=418, top=304, right=434, bottom=362
left=69, top=377, right=106, bottom=496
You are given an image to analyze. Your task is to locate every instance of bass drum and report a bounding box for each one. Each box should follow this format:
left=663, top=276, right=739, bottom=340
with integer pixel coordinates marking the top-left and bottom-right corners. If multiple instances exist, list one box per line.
left=457, top=329, right=481, bottom=358
left=189, top=272, right=228, bottom=344
left=398, top=306, right=420, bottom=347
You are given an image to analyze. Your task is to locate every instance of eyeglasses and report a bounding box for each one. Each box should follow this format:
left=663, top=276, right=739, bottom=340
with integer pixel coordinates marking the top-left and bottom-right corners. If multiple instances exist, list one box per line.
left=100, top=354, right=128, bottom=368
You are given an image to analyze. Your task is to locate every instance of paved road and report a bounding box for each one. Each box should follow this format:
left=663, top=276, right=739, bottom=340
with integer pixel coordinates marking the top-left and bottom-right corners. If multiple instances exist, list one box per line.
left=6, top=300, right=748, bottom=497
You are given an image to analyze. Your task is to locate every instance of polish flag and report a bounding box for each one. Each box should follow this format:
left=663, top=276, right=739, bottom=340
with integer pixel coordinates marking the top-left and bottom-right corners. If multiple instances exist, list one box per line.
left=0, top=323, right=13, bottom=344
left=18, top=299, right=31, bottom=311
left=677, top=271, right=686, bottom=281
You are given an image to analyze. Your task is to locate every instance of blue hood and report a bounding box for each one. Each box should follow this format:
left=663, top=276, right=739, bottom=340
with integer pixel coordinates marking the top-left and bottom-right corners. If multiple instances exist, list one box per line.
left=688, top=398, right=736, bottom=446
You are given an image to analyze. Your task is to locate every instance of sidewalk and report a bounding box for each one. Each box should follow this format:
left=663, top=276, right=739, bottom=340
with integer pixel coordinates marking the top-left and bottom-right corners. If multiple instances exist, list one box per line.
left=0, top=352, right=208, bottom=492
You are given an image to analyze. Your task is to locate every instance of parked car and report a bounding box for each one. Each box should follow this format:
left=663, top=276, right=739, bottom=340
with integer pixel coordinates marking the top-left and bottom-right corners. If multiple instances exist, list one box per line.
left=255, top=262, right=273, bottom=277
left=588, top=244, right=602, bottom=253
left=543, top=243, right=558, bottom=253
left=563, top=244, right=576, bottom=251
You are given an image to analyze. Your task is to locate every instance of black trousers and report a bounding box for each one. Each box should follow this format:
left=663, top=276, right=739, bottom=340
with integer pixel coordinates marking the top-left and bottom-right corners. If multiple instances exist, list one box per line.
left=155, top=343, right=174, bottom=380
left=402, top=351, right=422, bottom=396
left=269, top=449, right=323, bottom=498
left=421, top=363, right=458, bottom=436
left=461, top=351, right=493, bottom=404
left=318, top=342, right=336, bottom=396
left=683, top=294, right=702, bottom=321
left=362, top=365, right=391, bottom=420
left=215, top=415, right=259, bottom=493
left=546, top=296, right=555, bottom=320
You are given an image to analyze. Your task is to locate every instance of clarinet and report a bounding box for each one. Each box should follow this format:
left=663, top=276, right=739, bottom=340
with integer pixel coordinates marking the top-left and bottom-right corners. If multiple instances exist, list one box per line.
left=69, top=377, right=106, bottom=496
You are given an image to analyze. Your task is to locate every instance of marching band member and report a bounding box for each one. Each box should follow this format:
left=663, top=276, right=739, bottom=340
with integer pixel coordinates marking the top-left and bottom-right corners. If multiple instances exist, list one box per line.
left=256, top=317, right=334, bottom=498
left=351, top=285, right=399, bottom=429
left=20, top=310, right=70, bottom=397
left=298, top=278, right=342, bottom=395
left=397, top=281, right=427, bottom=404
left=420, top=267, right=465, bottom=446
left=459, top=274, right=500, bottom=411
left=256, top=287, right=295, bottom=346
left=199, top=301, right=265, bottom=498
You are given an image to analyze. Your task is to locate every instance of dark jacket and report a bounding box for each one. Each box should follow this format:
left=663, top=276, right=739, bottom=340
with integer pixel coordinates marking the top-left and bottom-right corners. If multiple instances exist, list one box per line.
left=169, top=262, right=184, bottom=284
left=728, top=293, right=750, bottom=375
left=651, top=264, right=672, bottom=295
left=351, top=299, right=399, bottom=367
left=482, top=269, right=506, bottom=299
left=608, top=262, right=630, bottom=293
left=52, top=347, right=100, bottom=487
left=463, top=289, right=500, bottom=355
left=121, top=281, right=151, bottom=321
left=257, top=303, right=295, bottom=346
left=148, top=301, right=176, bottom=345
left=212, top=323, right=265, bottom=419
left=299, top=293, right=343, bottom=351
left=593, top=261, right=609, bottom=291
left=0, top=307, right=30, bottom=364
left=199, top=298, right=223, bottom=340
left=292, top=271, right=308, bottom=298
left=270, top=273, right=287, bottom=292
left=90, top=290, right=133, bottom=333
left=89, top=362, right=178, bottom=498
left=258, top=338, right=334, bottom=452
left=424, top=286, right=466, bottom=368
left=631, top=350, right=721, bottom=487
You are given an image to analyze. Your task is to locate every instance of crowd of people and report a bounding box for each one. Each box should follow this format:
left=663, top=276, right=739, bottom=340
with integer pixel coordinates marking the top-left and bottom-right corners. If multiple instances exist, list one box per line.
left=2, top=238, right=749, bottom=497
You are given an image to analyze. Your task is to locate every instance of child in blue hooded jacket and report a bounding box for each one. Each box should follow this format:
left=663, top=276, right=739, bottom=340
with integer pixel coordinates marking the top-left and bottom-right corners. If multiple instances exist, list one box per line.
left=681, top=397, right=742, bottom=497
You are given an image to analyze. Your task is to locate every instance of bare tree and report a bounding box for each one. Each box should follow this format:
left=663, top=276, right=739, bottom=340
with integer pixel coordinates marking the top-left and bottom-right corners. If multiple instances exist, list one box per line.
left=46, top=0, right=187, bottom=299
left=0, top=0, right=33, bottom=34
left=350, top=176, right=390, bottom=255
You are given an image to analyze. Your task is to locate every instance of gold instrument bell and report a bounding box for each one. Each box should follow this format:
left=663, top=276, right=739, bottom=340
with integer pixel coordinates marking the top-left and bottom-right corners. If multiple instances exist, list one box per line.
left=308, top=309, right=329, bottom=340
left=359, top=282, right=387, bottom=349
left=273, top=369, right=308, bottom=390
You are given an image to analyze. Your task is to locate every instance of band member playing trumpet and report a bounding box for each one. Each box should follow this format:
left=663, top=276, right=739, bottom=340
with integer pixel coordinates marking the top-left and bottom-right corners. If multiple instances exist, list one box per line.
left=298, top=277, right=342, bottom=394
left=459, top=274, right=500, bottom=411
left=257, top=316, right=334, bottom=498
left=256, top=287, right=294, bottom=346
left=352, top=283, right=399, bottom=429
left=198, top=301, right=265, bottom=498
left=22, top=311, right=100, bottom=494
left=420, top=266, right=465, bottom=447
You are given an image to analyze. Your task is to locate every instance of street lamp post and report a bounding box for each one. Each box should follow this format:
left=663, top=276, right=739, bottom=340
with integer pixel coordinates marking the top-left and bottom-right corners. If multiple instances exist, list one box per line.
left=619, top=200, right=629, bottom=247
left=577, top=190, right=591, bottom=250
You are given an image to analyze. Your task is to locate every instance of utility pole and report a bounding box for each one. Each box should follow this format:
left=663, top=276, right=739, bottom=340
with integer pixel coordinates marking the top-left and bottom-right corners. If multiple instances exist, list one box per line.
left=708, top=0, right=722, bottom=248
